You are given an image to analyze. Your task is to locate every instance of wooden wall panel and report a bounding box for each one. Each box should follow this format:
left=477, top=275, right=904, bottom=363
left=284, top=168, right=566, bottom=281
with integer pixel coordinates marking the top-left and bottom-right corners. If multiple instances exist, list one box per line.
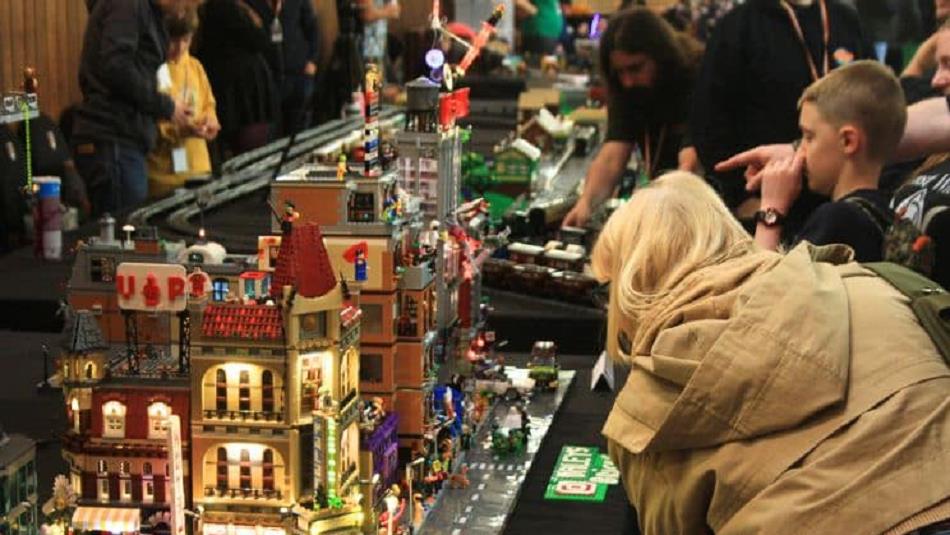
left=0, top=0, right=88, bottom=122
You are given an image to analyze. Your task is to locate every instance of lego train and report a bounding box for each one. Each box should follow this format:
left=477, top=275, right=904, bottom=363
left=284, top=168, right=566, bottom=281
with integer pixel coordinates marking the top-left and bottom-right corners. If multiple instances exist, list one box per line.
left=483, top=241, right=606, bottom=308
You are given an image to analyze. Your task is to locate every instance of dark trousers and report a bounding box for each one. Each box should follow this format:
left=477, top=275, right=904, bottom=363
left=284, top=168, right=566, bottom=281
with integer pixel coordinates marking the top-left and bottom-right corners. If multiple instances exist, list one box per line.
left=73, top=140, right=147, bottom=216
left=280, top=73, right=315, bottom=136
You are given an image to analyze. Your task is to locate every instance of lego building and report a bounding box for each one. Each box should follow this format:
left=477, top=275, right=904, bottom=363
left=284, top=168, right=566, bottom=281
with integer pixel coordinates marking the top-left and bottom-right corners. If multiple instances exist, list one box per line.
left=0, top=429, right=38, bottom=535
left=59, top=308, right=191, bottom=534
left=189, top=223, right=366, bottom=535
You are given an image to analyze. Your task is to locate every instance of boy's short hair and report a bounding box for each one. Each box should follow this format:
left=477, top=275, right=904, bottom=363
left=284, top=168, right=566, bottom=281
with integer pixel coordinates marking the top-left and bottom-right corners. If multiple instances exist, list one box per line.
left=799, top=60, right=907, bottom=162
left=165, top=8, right=199, bottom=39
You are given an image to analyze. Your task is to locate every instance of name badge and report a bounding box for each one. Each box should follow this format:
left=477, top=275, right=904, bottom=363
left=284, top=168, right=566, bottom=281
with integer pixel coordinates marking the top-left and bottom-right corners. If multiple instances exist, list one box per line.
left=172, top=147, right=189, bottom=174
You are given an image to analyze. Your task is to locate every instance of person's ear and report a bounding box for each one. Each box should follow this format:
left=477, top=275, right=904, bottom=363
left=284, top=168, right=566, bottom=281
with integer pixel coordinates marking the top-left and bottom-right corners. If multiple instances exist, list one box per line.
left=838, top=124, right=861, bottom=156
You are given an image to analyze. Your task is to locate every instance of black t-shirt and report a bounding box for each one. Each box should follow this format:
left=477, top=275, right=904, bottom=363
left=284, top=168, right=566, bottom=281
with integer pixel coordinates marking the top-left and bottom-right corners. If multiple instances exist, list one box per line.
left=794, top=189, right=892, bottom=262
left=892, top=158, right=950, bottom=288
left=605, top=84, right=691, bottom=176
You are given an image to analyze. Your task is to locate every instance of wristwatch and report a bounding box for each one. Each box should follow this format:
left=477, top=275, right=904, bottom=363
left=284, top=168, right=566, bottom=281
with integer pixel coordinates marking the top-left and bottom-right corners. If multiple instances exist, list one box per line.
left=755, top=207, right=786, bottom=227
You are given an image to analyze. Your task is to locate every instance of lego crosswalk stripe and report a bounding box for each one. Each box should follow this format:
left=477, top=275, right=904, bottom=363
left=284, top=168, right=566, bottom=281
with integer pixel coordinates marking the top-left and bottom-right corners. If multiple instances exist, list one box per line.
left=472, top=493, right=480, bottom=501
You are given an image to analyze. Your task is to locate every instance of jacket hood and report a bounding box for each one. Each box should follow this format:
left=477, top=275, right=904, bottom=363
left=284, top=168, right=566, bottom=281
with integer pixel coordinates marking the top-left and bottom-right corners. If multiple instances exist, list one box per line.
left=603, top=243, right=855, bottom=454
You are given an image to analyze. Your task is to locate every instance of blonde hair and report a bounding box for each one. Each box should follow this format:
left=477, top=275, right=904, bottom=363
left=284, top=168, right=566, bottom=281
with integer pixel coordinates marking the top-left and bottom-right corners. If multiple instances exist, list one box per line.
left=799, top=60, right=907, bottom=163
left=591, top=172, right=757, bottom=362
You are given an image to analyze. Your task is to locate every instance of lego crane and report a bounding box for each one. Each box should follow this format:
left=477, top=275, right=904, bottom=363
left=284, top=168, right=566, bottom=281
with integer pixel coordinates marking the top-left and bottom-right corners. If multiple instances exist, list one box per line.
left=427, top=0, right=505, bottom=90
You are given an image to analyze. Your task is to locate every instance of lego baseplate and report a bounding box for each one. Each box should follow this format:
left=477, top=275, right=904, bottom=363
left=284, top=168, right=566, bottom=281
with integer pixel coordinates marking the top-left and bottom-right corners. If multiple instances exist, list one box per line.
left=416, top=368, right=576, bottom=535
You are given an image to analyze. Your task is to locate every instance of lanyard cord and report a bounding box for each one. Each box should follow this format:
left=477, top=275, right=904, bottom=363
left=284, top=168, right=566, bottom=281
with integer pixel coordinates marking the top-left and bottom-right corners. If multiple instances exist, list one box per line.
left=643, top=125, right=667, bottom=180
left=781, top=0, right=830, bottom=82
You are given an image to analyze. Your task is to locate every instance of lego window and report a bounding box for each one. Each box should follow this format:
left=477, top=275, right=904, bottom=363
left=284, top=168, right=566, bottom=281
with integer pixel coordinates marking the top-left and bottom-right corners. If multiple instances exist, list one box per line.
left=147, top=402, right=171, bottom=439
left=90, top=256, right=116, bottom=283
left=85, top=362, right=95, bottom=380
left=102, top=401, right=126, bottom=439
left=262, top=371, right=274, bottom=413
left=299, top=312, right=327, bottom=340
left=362, top=304, right=383, bottom=334
left=244, top=278, right=256, bottom=299
left=143, top=462, right=153, bottom=476
left=239, top=371, right=251, bottom=412
left=300, top=355, right=326, bottom=413
left=262, top=449, right=274, bottom=491
left=216, top=369, right=227, bottom=411
left=360, top=354, right=383, bottom=383
left=71, top=397, right=80, bottom=433
left=212, top=278, right=229, bottom=302
left=216, top=448, right=228, bottom=491
left=97, top=478, right=109, bottom=503
left=97, top=459, right=108, bottom=474
left=143, top=479, right=154, bottom=503
left=119, top=461, right=130, bottom=475
left=239, top=449, right=251, bottom=490
left=348, top=192, right=376, bottom=223
left=121, top=478, right=132, bottom=502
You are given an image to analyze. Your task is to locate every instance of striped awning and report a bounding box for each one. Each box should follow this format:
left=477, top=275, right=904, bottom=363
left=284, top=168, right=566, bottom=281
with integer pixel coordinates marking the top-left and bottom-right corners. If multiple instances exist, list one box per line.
left=72, top=506, right=140, bottom=533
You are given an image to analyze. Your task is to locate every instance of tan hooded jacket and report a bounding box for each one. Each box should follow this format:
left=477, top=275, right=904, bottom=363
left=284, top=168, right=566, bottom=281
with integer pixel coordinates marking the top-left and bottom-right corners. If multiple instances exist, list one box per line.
left=604, top=243, right=950, bottom=535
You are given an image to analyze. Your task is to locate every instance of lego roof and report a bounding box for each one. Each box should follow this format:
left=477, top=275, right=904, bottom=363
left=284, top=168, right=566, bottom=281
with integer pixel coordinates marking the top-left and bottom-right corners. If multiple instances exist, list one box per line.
left=61, top=309, right=108, bottom=353
left=270, top=223, right=338, bottom=299
left=202, top=304, right=284, bottom=341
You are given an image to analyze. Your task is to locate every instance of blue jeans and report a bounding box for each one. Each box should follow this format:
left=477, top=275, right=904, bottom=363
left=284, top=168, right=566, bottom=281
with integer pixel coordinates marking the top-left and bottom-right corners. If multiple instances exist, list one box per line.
left=74, top=141, right=147, bottom=216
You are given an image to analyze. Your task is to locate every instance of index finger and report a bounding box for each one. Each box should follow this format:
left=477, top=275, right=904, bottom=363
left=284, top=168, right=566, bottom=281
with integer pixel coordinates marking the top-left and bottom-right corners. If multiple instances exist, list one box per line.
left=715, top=149, right=758, bottom=173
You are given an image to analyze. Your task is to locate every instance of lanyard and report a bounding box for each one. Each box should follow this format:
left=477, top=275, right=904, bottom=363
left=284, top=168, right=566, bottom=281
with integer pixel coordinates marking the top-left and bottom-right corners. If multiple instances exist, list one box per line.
left=780, top=0, right=830, bottom=82
left=643, top=125, right=667, bottom=180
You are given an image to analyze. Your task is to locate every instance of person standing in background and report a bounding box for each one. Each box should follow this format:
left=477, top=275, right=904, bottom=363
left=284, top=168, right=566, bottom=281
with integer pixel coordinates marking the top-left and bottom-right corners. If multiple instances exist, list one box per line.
left=247, top=0, right=321, bottom=135
left=517, top=0, right=565, bottom=57
left=72, top=0, right=193, bottom=216
left=692, top=0, right=866, bottom=237
left=195, top=0, right=280, bottom=160
left=148, top=8, right=220, bottom=199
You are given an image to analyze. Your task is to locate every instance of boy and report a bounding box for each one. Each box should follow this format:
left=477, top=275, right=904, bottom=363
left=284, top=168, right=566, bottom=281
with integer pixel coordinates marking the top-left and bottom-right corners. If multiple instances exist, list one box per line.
left=754, top=60, right=906, bottom=262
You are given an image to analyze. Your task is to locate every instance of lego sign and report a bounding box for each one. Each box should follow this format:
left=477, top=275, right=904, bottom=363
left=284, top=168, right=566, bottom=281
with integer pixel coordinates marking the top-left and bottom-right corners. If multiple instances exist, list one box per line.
left=116, top=263, right=188, bottom=312
left=167, top=415, right=186, bottom=535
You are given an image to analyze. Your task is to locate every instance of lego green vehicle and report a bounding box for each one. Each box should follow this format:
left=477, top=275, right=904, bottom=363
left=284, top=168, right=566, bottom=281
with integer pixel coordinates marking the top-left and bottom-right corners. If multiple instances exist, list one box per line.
left=528, top=341, right=560, bottom=392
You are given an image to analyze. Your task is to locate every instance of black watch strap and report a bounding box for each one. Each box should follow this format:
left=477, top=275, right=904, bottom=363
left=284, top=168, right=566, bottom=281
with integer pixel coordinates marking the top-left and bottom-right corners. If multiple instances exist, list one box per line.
left=755, top=207, right=786, bottom=227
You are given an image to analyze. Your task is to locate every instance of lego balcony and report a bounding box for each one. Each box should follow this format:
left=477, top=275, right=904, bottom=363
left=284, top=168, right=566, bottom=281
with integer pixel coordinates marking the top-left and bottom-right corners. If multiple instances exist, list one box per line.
left=204, top=487, right=283, bottom=501
left=202, top=409, right=284, bottom=423
left=398, top=263, right=435, bottom=291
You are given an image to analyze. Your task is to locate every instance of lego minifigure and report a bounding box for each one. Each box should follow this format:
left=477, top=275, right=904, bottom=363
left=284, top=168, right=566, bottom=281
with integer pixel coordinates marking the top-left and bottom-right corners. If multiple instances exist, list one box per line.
left=280, top=201, right=300, bottom=235
left=354, top=249, right=367, bottom=281
left=337, top=154, right=347, bottom=181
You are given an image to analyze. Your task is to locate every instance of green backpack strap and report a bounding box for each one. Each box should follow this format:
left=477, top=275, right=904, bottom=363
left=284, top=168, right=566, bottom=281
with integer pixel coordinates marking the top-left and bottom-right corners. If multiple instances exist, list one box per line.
left=864, top=262, right=950, bottom=365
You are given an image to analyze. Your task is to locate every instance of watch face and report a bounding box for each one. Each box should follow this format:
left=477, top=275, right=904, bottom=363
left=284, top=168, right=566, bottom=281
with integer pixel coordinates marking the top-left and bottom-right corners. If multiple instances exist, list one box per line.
left=764, top=210, right=778, bottom=225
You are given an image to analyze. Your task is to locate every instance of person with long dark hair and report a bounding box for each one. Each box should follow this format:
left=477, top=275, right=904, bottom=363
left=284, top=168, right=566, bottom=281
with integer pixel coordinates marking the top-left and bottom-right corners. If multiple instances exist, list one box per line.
left=563, top=8, right=703, bottom=227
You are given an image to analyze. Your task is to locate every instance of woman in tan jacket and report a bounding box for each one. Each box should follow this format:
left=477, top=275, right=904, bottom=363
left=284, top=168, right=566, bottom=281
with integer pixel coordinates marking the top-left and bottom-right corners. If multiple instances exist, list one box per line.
left=591, top=171, right=950, bottom=535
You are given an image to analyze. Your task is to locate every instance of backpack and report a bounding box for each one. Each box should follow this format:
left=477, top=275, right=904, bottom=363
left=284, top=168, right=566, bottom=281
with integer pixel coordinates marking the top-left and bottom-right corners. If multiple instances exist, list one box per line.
left=890, top=181, right=950, bottom=288
left=845, top=195, right=942, bottom=285
left=864, top=262, right=950, bottom=366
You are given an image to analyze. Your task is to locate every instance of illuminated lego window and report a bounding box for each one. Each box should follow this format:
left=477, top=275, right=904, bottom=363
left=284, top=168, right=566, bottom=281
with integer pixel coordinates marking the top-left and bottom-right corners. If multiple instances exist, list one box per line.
left=71, top=397, right=80, bottom=433
left=360, top=354, right=383, bottom=383
left=262, top=449, right=274, bottom=491
left=148, top=402, right=171, bottom=439
left=362, top=304, right=383, bottom=334
left=102, top=401, right=126, bottom=438
left=119, top=461, right=130, bottom=475
left=85, top=362, right=96, bottom=380
left=98, top=478, right=109, bottom=503
left=216, top=369, right=228, bottom=411
left=262, top=371, right=274, bottom=413
left=216, top=448, right=228, bottom=491
left=90, top=256, right=116, bottom=283
left=239, top=371, right=250, bottom=412
left=239, top=449, right=251, bottom=490
left=300, top=355, right=325, bottom=412
left=212, top=278, right=229, bottom=302
left=97, top=460, right=108, bottom=474
left=120, top=478, right=132, bottom=502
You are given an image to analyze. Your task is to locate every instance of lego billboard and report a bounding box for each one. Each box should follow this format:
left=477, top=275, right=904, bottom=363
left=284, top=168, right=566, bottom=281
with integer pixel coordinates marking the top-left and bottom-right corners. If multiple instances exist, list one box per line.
left=116, top=263, right=188, bottom=312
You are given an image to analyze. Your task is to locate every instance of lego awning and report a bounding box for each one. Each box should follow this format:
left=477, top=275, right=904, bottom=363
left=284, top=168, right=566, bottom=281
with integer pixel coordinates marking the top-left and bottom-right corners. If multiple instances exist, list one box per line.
left=72, top=506, right=140, bottom=533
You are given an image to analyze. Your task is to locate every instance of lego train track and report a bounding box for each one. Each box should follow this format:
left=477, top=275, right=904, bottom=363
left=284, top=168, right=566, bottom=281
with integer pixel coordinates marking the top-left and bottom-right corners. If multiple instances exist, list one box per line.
left=128, top=108, right=405, bottom=253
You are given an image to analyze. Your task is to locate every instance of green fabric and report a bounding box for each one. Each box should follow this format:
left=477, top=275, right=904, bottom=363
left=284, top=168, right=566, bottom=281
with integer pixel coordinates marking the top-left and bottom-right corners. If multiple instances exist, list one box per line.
left=522, top=0, right=564, bottom=40
left=864, top=262, right=950, bottom=365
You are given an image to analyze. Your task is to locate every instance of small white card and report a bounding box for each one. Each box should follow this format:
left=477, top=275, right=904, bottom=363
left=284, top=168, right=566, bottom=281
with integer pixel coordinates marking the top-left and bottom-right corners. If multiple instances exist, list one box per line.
left=172, top=147, right=188, bottom=173
left=157, top=63, right=172, bottom=92
left=590, top=350, right=616, bottom=391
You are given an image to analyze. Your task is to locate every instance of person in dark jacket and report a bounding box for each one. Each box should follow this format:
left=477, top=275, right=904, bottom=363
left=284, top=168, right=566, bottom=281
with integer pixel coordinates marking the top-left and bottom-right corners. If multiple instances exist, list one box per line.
left=563, top=8, right=703, bottom=227
left=195, top=0, right=280, bottom=160
left=246, top=0, right=320, bottom=135
left=691, top=0, right=866, bottom=236
left=72, top=0, right=192, bottom=216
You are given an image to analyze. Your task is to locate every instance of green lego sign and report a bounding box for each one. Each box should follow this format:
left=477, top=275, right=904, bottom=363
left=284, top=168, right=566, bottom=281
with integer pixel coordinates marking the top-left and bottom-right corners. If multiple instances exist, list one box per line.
left=544, top=445, right=620, bottom=502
